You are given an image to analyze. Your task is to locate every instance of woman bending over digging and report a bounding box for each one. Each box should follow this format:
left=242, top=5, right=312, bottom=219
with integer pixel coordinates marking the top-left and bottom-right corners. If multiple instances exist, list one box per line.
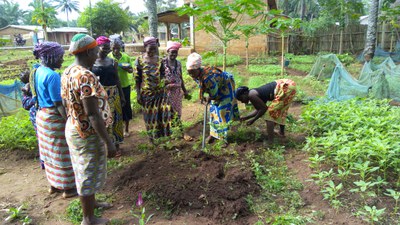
left=186, top=53, right=240, bottom=147
left=235, top=79, right=297, bottom=142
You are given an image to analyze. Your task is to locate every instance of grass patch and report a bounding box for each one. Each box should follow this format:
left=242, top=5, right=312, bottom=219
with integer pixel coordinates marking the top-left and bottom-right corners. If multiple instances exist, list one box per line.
left=246, top=146, right=315, bottom=224
left=288, top=63, right=313, bottom=73
left=248, top=65, right=282, bottom=76
left=66, top=194, right=112, bottom=225
left=201, top=54, right=243, bottom=67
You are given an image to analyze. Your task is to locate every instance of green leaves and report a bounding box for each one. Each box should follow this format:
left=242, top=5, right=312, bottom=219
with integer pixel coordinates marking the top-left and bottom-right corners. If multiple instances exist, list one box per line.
left=0, top=109, right=37, bottom=151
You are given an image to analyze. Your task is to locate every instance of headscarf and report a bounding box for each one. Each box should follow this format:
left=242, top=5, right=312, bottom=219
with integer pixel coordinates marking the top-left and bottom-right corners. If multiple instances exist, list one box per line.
left=33, top=41, right=65, bottom=66
left=143, top=37, right=159, bottom=47
left=166, top=41, right=182, bottom=52
left=235, top=86, right=249, bottom=98
left=110, top=36, right=124, bottom=47
left=186, top=53, right=202, bottom=70
left=96, top=36, right=110, bottom=45
left=69, top=33, right=97, bottom=55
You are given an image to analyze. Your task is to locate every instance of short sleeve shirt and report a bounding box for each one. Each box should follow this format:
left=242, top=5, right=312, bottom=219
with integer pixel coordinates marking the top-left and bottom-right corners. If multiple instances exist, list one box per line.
left=109, top=52, right=132, bottom=88
left=61, top=65, right=112, bottom=138
left=35, top=66, right=62, bottom=108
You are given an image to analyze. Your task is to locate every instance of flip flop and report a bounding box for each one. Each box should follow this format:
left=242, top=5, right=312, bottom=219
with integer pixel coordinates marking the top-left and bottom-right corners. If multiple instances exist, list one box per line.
left=95, top=202, right=113, bottom=209
left=62, top=189, right=78, bottom=199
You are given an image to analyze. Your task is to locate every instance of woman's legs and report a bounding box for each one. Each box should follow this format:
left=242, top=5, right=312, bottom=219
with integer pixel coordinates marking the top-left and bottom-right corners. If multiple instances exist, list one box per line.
left=80, top=195, right=109, bottom=225
left=266, top=121, right=275, bottom=142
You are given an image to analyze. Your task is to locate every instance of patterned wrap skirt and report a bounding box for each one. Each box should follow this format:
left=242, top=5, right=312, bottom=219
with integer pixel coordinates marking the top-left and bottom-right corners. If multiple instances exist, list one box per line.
left=209, top=76, right=240, bottom=140
left=265, top=79, right=297, bottom=125
left=141, top=91, right=172, bottom=139
left=65, top=118, right=107, bottom=196
left=104, top=85, right=124, bottom=145
left=36, top=107, right=75, bottom=190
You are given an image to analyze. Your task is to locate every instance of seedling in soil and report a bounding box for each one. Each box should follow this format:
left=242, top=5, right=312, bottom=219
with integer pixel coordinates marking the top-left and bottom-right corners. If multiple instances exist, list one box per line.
left=350, top=180, right=378, bottom=203
left=4, top=205, right=31, bottom=224
left=385, top=189, right=400, bottom=214
left=356, top=205, right=385, bottom=224
left=310, top=168, right=333, bottom=187
left=321, top=181, right=343, bottom=211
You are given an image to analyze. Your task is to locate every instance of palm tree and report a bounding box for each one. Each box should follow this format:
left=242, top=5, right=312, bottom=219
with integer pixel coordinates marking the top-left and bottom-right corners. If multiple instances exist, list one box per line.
left=0, top=1, right=27, bottom=27
left=145, top=0, right=157, bottom=38
left=363, top=0, right=379, bottom=61
left=53, top=0, right=79, bottom=27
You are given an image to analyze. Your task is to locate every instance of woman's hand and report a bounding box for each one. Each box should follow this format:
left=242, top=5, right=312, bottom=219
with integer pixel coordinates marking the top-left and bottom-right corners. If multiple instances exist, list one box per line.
left=137, top=95, right=143, bottom=105
left=106, top=141, right=117, bottom=158
left=120, top=98, right=126, bottom=107
left=246, top=120, right=255, bottom=126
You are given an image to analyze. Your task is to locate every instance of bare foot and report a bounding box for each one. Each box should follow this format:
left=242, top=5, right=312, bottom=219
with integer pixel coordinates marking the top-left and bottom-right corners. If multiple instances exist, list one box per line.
left=95, top=201, right=113, bottom=209
left=81, top=217, right=109, bottom=225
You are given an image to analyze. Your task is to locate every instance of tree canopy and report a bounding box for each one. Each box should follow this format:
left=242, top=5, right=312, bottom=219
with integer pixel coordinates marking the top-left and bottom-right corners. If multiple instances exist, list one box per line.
left=77, top=0, right=131, bottom=36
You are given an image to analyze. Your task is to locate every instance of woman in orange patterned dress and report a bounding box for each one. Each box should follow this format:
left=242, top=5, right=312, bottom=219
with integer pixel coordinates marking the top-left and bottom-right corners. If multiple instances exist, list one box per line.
left=235, top=79, right=297, bottom=141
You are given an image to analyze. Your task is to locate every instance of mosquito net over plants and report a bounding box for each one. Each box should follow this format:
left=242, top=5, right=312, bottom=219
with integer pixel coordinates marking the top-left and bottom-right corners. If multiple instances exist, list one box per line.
left=357, top=41, right=400, bottom=63
left=309, top=54, right=400, bottom=101
left=0, top=80, right=23, bottom=117
left=308, top=54, right=342, bottom=80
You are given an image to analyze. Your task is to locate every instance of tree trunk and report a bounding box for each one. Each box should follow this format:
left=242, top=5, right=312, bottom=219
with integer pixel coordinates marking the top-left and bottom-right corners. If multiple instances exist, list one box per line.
left=40, top=0, right=48, bottom=41
left=245, top=38, right=249, bottom=69
left=146, top=0, right=158, bottom=38
left=66, top=10, right=69, bottom=27
left=363, top=0, right=379, bottom=61
left=300, top=0, right=306, bottom=20
left=281, top=34, right=285, bottom=76
left=223, top=43, right=227, bottom=71
left=381, top=21, right=386, bottom=50
left=339, top=29, right=343, bottom=54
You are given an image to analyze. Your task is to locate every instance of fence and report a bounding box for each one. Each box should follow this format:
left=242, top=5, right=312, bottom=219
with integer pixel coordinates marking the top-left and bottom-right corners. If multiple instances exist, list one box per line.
left=284, top=23, right=399, bottom=55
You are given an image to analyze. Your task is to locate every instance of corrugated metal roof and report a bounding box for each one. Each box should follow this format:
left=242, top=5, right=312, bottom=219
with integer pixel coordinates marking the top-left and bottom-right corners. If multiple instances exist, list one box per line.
left=0, top=25, right=88, bottom=33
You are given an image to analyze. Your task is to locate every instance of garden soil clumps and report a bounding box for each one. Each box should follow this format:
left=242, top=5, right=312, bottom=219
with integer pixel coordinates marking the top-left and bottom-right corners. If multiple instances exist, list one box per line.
left=108, top=149, right=259, bottom=223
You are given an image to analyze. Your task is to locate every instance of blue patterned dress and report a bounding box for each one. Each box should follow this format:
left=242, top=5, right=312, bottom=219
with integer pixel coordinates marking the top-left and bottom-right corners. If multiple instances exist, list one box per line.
left=198, top=67, right=240, bottom=140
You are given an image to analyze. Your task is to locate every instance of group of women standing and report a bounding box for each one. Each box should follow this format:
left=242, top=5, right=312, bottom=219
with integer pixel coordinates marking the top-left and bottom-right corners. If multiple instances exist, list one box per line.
left=27, top=32, right=297, bottom=225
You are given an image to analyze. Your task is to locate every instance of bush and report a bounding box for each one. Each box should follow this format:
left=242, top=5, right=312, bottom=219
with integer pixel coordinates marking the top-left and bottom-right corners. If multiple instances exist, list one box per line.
left=248, top=65, right=282, bottom=76
left=0, top=109, right=37, bottom=151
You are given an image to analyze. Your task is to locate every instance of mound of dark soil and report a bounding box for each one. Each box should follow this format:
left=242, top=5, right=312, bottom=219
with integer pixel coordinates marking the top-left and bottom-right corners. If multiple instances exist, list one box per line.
left=107, top=149, right=259, bottom=223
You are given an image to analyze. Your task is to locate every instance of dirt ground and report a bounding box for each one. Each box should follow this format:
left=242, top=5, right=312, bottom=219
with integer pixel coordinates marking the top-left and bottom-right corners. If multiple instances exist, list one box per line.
left=0, top=69, right=366, bottom=225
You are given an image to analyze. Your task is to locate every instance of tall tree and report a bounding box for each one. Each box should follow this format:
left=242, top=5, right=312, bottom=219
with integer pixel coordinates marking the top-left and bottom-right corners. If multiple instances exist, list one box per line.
left=363, top=0, right=380, bottom=61
left=179, top=0, right=265, bottom=70
left=145, top=0, right=158, bottom=38
left=0, top=1, right=27, bottom=27
left=30, top=0, right=57, bottom=40
left=53, top=0, right=79, bottom=27
left=77, top=0, right=130, bottom=36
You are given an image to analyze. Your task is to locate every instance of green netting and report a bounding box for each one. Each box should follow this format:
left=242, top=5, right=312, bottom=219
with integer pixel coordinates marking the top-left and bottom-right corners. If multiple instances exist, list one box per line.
left=308, top=54, right=342, bottom=80
left=0, top=80, right=23, bottom=118
left=309, top=54, right=400, bottom=101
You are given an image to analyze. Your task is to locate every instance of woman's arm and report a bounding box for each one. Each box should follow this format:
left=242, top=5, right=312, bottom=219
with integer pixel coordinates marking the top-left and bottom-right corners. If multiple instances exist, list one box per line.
left=54, top=101, right=67, bottom=120
left=113, top=60, right=125, bottom=106
left=135, top=58, right=143, bottom=105
left=82, top=96, right=116, bottom=157
left=246, top=91, right=267, bottom=125
left=179, top=64, right=188, bottom=96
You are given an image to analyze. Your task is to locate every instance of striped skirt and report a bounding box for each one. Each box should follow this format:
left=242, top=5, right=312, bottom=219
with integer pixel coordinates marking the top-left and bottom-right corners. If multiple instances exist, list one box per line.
left=104, top=86, right=124, bottom=144
left=141, top=92, right=172, bottom=139
left=265, top=79, right=297, bottom=125
left=65, top=118, right=107, bottom=196
left=36, top=108, right=75, bottom=190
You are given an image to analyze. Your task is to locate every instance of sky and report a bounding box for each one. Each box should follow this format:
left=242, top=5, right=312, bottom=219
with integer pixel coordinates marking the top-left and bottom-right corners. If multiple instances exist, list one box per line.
left=14, top=0, right=184, bottom=21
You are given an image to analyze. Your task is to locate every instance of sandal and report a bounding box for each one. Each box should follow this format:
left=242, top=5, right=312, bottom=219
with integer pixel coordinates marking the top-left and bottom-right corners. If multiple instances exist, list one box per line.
left=206, top=136, right=216, bottom=144
left=62, top=189, right=78, bottom=199
left=48, top=186, right=60, bottom=194
left=183, top=134, right=193, bottom=141
left=123, top=131, right=130, bottom=137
